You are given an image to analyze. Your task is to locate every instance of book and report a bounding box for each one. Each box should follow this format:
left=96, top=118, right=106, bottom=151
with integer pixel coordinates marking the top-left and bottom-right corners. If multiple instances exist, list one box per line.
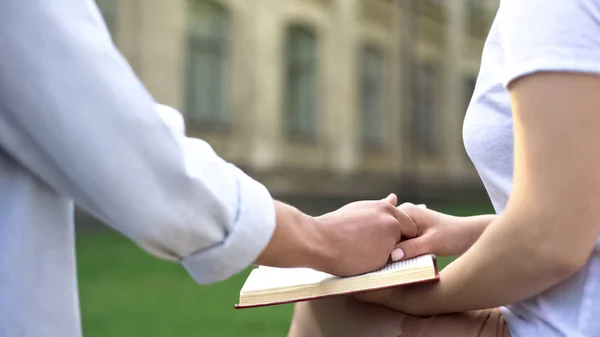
left=235, top=254, right=439, bottom=309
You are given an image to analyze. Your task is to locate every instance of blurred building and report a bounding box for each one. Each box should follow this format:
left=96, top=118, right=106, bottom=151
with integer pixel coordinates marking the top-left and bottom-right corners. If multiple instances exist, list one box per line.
left=95, top=0, right=498, bottom=201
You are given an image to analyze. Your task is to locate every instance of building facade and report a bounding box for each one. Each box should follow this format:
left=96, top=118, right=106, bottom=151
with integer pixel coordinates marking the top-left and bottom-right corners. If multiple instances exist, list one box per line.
left=95, top=0, right=498, bottom=201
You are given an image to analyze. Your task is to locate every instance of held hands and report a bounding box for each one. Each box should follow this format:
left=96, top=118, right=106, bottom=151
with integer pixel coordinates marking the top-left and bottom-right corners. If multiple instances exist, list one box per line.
left=313, top=198, right=483, bottom=277
left=313, top=194, right=418, bottom=277
left=259, top=195, right=487, bottom=284
left=256, top=195, right=419, bottom=278
left=354, top=204, right=494, bottom=314
left=389, top=203, right=483, bottom=262
left=352, top=203, right=461, bottom=314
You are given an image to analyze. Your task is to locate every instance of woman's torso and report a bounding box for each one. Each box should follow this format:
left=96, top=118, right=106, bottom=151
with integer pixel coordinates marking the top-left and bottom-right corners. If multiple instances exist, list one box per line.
left=463, top=9, right=600, bottom=337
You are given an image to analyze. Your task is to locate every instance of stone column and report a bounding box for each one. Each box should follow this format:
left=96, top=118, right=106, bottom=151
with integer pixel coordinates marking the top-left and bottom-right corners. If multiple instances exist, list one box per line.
left=114, top=0, right=144, bottom=76
left=326, top=0, right=360, bottom=175
left=144, top=0, right=187, bottom=110
left=115, top=0, right=187, bottom=110
left=441, top=0, right=466, bottom=179
left=219, top=0, right=259, bottom=167
left=398, top=0, right=418, bottom=179
left=246, top=0, right=282, bottom=170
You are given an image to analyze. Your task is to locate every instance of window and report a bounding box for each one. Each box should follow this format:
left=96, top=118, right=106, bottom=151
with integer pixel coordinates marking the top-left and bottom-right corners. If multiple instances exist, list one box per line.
left=285, top=26, right=318, bottom=139
left=185, top=1, right=230, bottom=126
left=466, top=0, right=495, bottom=23
left=466, top=0, right=483, bottom=20
left=360, top=46, right=385, bottom=147
left=413, top=64, right=438, bottom=155
left=95, top=0, right=117, bottom=38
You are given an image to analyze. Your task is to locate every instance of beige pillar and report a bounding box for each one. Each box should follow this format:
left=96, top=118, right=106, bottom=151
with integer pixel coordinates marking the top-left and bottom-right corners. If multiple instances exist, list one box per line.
left=114, top=0, right=143, bottom=75
left=116, top=0, right=187, bottom=111
left=441, top=0, right=466, bottom=178
left=226, top=0, right=261, bottom=166
left=326, top=0, right=360, bottom=174
left=246, top=0, right=282, bottom=170
left=143, top=0, right=187, bottom=110
left=390, top=3, right=404, bottom=173
left=398, top=0, right=418, bottom=178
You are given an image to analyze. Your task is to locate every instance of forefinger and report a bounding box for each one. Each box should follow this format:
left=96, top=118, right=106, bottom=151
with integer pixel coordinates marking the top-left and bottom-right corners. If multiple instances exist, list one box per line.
left=393, top=208, right=418, bottom=240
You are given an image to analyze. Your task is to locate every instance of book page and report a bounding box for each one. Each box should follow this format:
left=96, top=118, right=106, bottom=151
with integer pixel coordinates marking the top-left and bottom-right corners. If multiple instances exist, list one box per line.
left=368, top=254, right=433, bottom=275
left=241, top=267, right=332, bottom=293
left=241, top=254, right=434, bottom=293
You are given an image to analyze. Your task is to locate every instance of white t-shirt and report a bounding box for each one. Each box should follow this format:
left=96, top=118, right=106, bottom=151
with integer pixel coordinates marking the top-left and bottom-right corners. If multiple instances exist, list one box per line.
left=463, top=0, right=600, bottom=336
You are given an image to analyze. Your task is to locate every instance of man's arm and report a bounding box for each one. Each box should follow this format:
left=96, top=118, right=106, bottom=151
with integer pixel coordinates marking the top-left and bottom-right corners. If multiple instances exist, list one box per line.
left=0, top=0, right=412, bottom=283
left=0, top=0, right=278, bottom=284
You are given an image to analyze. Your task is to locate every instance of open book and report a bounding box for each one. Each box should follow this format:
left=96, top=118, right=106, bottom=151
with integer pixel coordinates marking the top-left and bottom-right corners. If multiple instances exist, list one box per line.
left=235, top=254, right=439, bottom=309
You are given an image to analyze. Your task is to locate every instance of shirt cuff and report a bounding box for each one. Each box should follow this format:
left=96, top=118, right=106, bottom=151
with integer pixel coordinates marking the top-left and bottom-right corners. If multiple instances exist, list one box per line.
left=181, top=164, right=276, bottom=284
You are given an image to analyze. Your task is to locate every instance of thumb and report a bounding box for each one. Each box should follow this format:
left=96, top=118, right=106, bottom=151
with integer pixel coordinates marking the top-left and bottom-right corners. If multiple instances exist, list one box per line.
left=390, top=235, right=431, bottom=262
left=384, top=193, right=398, bottom=206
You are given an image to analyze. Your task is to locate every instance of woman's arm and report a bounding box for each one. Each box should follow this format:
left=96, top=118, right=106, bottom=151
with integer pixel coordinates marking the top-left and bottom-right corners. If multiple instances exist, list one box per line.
left=373, top=72, right=600, bottom=316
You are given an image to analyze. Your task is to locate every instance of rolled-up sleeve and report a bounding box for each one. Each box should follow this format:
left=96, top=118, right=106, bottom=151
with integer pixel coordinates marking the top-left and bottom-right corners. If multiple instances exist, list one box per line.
left=182, top=164, right=276, bottom=283
left=0, top=0, right=275, bottom=284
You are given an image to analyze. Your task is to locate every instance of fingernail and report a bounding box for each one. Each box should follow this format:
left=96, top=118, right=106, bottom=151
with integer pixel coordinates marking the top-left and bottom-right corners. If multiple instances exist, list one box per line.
left=391, top=248, right=404, bottom=261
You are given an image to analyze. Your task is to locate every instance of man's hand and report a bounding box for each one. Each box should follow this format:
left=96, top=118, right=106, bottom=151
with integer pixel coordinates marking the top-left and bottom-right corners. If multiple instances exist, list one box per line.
left=390, top=204, right=495, bottom=261
left=255, top=194, right=418, bottom=277
left=313, top=194, right=418, bottom=276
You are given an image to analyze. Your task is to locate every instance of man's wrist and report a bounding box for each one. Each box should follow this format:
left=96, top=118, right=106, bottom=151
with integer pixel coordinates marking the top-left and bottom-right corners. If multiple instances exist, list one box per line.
left=256, top=201, right=337, bottom=272
left=297, top=214, right=337, bottom=274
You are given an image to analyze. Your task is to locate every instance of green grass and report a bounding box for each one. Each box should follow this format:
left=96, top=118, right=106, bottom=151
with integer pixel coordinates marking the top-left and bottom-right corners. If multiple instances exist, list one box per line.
left=77, top=202, right=493, bottom=337
left=77, top=232, right=294, bottom=337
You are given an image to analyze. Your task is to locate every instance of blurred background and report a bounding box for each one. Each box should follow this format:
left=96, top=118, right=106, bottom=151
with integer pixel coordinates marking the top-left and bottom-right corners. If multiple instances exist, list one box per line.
left=77, top=0, right=499, bottom=336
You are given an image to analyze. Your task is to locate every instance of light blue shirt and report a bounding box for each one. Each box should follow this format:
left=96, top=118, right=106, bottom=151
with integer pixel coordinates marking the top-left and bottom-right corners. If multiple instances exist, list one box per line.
left=0, top=1, right=276, bottom=336
left=464, top=0, right=600, bottom=336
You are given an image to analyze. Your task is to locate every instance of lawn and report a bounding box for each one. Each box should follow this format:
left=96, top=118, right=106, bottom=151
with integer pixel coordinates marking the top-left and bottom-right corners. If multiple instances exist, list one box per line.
left=77, top=202, right=493, bottom=337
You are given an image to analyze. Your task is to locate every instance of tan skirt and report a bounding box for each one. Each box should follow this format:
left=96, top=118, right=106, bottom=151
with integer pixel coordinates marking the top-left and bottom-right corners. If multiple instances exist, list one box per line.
left=288, top=297, right=510, bottom=337
left=398, top=308, right=509, bottom=337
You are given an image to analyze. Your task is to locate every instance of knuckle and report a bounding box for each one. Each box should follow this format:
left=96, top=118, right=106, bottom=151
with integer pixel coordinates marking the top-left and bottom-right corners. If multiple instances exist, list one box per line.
left=380, top=202, right=394, bottom=213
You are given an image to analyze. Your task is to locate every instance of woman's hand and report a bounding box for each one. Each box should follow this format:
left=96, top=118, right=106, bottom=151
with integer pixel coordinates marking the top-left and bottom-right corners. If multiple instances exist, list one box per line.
left=357, top=205, right=495, bottom=315
left=391, top=204, right=494, bottom=261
